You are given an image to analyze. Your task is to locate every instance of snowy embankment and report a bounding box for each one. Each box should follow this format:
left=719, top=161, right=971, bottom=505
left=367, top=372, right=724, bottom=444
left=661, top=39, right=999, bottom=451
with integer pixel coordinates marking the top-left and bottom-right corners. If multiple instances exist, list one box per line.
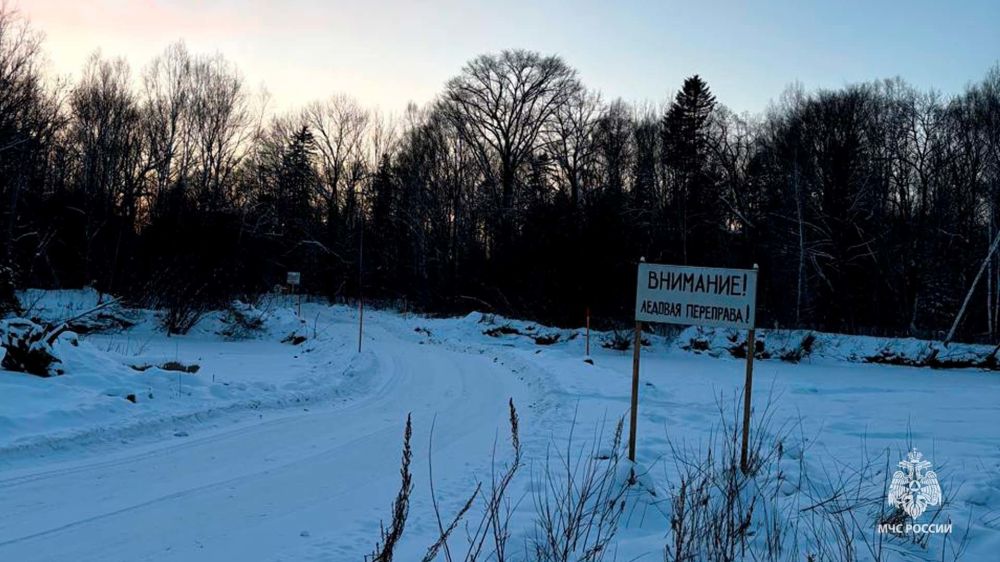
left=677, top=325, right=1000, bottom=369
left=0, top=289, right=999, bottom=561
left=0, top=289, right=370, bottom=456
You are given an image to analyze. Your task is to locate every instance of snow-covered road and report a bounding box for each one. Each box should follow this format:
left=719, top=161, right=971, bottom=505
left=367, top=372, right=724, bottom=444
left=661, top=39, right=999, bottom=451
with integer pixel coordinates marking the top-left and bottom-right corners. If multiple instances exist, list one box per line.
left=2, top=296, right=999, bottom=561
left=0, top=316, right=537, bottom=561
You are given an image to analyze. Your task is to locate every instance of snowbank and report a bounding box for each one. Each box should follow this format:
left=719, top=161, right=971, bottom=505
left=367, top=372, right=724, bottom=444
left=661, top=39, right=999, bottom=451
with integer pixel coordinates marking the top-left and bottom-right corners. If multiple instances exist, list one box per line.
left=0, top=291, right=369, bottom=457
left=676, top=325, right=1000, bottom=369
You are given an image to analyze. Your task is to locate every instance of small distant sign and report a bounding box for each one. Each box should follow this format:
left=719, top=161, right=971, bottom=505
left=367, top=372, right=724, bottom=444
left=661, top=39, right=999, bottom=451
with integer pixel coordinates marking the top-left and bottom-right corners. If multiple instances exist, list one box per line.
left=635, top=263, right=757, bottom=329
left=286, top=272, right=301, bottom=286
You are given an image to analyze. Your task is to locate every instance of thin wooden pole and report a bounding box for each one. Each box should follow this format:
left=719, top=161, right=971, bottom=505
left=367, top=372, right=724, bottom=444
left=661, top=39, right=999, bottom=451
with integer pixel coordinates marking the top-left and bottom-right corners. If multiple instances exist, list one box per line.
left=358, top=221, right=365, bottom=353
left=358, top=297, right=364, bottom=353
left=628, top=321, right=642, bottom=462
left=585, top=307, right=591, bottom=356
left=740, top=328, right=756, bottom=473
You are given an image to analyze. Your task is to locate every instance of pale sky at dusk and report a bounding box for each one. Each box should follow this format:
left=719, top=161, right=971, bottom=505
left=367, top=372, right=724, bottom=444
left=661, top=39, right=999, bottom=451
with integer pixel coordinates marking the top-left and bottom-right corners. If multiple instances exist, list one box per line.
left=18, top=0, right=1000, bottom=116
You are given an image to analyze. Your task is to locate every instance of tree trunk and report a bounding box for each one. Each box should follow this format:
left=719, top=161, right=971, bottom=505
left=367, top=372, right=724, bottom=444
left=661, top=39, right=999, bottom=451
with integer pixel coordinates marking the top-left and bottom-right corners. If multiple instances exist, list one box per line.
left=794, top=157, right=804, bottom=325
left=498, top=160, right=516, bottom=259
left=946, top=227, right=1000, bottom=345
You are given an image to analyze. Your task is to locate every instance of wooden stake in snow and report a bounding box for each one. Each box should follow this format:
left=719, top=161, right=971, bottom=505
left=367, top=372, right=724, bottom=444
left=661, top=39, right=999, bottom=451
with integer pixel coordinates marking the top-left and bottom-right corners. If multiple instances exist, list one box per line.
left=628, top=320, right=641, bottom=462
left=740, top=327, right=756, bottom=473
left=945, top=228, right=1000, bottom=346
left=358, top=221, right=365, bottom=354
left=739, top=264, right=760, bottom=474
left=585, top=306, right=591, bottom=357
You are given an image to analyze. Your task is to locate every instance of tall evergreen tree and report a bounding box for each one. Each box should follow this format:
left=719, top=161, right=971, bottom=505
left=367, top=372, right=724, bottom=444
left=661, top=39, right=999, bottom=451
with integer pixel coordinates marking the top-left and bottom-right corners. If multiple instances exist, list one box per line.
left=368, top=153, right=397, bottom=296
left=278, top=126, right=318, bottom=228
left=662, top=75, right=719, bottom=264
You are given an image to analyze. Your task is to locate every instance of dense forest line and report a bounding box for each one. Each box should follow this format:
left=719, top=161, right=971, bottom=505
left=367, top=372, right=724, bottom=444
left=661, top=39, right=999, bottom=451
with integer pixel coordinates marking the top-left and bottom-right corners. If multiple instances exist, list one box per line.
left=1, top=7, right=998, bottom=341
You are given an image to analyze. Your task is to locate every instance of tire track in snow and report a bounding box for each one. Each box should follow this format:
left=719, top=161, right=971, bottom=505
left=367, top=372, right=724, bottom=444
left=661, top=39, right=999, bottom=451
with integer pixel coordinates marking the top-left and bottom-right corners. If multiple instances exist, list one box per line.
left=0, top=311, right=539, bottom=562
left=0, top=346, right=384, bottom=488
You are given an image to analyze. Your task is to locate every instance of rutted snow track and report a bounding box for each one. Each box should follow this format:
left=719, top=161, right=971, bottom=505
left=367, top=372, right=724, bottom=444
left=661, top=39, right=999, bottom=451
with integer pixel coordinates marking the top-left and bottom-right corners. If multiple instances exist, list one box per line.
left=0, top=314, right=539, bottom=562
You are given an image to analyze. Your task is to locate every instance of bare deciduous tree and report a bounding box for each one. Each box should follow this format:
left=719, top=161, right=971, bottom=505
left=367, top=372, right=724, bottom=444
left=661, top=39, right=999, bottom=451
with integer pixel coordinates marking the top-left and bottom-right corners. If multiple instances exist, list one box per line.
left=142, top=41, right=194, bottom=202
left=189, top=52, right=251, bottom=210
left=306, top=94, right=371, bottom=217
left=547, top=88, right=600, bottom=207
left=442, top=50, right=581, bottom=250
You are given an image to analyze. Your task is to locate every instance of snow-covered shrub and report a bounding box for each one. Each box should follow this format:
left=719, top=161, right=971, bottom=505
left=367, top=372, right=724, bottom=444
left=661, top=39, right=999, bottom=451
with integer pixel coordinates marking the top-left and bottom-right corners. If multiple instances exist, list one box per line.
left=679, top=326, right=768, bottom=358
left=483, top=323, right=521, bottom=337
left=0, top=318, right=68, bottom=376
left=601, top=329, right=631, bottom=351
left=601, top=328, right=648, bottom=351
left=482, top=320, right=567, bottom=346
left=777, top=331, right=815, bottom=362
left=161, top=300, right=207, bottom=335
left=679, top=327, right=713, bottom=353
left=729, top=331, right=767, bottom=359
left=152, top=280, right=212, bottom=335
left=219, top=300, right=268, bottom=339
left=532, top=331, right=561, bottom=345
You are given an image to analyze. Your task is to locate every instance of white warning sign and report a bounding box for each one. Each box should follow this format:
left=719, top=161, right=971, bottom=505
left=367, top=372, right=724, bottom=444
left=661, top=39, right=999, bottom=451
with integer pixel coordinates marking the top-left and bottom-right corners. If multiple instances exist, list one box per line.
left=635, top=263, right=757, bottom=329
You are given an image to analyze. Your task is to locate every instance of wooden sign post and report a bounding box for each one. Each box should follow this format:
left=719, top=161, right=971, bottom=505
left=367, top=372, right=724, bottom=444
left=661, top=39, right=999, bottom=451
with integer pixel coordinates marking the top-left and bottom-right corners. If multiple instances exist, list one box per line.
left=740, top=326, right=756, bottom=473
left=630, top=261, right=758, bottom=465
left=739, top=263, right=760, bottom=472
left=628, top=320, right=642, bottom=461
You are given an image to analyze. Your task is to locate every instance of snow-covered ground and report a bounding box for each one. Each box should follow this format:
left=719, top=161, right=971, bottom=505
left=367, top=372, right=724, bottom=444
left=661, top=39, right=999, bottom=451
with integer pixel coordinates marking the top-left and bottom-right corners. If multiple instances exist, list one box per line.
left=1, top=291, right=998, bottom=561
